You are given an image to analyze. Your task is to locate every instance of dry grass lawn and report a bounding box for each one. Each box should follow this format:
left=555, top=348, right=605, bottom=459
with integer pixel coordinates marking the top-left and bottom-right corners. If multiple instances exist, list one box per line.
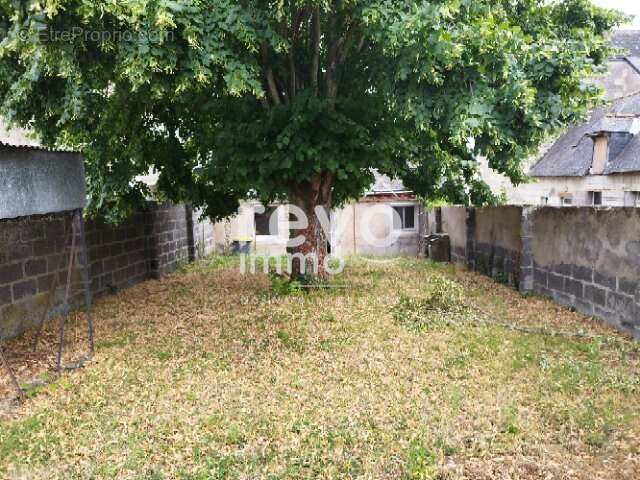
left=1, top=256, right=639, bottom=479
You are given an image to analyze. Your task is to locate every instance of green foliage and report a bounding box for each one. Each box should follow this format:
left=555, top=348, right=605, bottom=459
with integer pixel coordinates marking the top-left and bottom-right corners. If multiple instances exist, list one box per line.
left=270, top=273, right=302, bottom=296
left=0, top=0, right=627, bottom=221
left=403, top=441, right=438, bottom=480
left=393, top=275, right=471, bottom=330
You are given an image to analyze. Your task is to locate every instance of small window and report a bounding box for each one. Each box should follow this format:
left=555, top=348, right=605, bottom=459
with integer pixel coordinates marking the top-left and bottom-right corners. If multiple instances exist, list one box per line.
left=255, top=207, right=278, bottom=236
left=561, top=197, right=573, bottom=206
left=590, top=191, right=602, bottom=206
left=624, top=191, right=640, bottom=207
left=392, top=206, right=416, bottom=230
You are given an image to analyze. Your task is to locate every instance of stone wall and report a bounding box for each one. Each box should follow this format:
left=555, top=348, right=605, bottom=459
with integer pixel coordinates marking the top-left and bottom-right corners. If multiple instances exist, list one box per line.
left=0, top=202, right=215, bottom=340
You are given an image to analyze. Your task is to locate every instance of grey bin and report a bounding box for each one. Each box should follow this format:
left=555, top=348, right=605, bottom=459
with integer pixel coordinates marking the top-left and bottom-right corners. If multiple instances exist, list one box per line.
left=425, top=234, right=450, bottom=263
left=231, top=240, right=252, bottom=254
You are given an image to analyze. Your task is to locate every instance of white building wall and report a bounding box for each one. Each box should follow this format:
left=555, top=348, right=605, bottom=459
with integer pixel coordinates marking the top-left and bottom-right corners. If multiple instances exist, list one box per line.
left=212, top=199, right=422, bottom=258
left=480, top=157, right=640, bottom=207
left=331, top=200, right=421, bottom=257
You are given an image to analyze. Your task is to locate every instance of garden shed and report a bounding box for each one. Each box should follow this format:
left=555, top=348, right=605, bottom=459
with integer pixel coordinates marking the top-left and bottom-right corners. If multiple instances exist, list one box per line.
left=0, top=132, right=87, bottom=340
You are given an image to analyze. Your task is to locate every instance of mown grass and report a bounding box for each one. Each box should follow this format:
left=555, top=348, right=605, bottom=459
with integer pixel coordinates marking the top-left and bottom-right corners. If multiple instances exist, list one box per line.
left=1, top=256, right=639, bottom=479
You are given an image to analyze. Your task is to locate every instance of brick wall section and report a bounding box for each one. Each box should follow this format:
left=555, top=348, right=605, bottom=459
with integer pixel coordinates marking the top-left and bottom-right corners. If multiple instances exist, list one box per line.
left=0, top=202, right=215, bottom=340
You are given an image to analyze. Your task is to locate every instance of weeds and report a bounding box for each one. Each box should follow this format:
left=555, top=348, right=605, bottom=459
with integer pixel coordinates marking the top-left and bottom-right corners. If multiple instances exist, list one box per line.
left=393, top=275, right=472, bottom=331
left=269, top=273, right=302, bottom=296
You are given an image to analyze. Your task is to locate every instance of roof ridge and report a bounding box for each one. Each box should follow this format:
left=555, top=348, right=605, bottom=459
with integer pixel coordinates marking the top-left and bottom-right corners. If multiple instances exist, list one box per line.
left=606, top=88, right=640, bottom=103
left=0, top=141, right=79, bottom=154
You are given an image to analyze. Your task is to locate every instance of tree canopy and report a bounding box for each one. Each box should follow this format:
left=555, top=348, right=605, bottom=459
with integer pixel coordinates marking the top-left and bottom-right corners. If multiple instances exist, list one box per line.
left=0, top=0, right=626, bottom=223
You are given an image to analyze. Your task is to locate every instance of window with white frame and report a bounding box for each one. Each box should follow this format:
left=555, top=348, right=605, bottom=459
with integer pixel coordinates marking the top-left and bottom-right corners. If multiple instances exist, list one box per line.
left=624, top=191, right=640, bottom=207
left=589, top=191, right=603, bottom=206
left=392, top=205, right=416, bottom=231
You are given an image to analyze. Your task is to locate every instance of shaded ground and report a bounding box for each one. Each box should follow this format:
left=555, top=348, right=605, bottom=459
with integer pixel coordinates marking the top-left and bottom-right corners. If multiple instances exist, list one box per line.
left=1, top=256, right=639, bottom=479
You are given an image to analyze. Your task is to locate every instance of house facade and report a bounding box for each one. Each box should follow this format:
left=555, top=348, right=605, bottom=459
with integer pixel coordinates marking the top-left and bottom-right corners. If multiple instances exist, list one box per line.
left=212, top=173, right=423, bottom=258
left=482, top=30, right=640, bottom=207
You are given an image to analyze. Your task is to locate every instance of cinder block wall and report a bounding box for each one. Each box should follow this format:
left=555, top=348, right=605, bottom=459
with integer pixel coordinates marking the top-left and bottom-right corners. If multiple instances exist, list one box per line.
left=0, top=202, right=214, bottom=340
left=0, top=212, right=72, bottom=339
left=526, top=207, right=640, bottom=337
left=440, top=206, right=523, bottom=287
left=471, top=207, right=523, bottom=286
left=86, top=211, right=150, bottom=296
left=439, top=205, right=640, bottom=338
left=146, top=203, right=191, bottom=278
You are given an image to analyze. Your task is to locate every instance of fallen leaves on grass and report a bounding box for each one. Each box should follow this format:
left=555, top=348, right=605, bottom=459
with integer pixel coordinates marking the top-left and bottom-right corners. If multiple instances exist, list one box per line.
left=0, top=256, right=639, bottom=479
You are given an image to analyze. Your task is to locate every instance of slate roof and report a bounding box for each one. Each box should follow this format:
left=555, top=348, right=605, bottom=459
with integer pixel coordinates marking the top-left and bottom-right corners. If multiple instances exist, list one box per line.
left=611, top=30, right=640, bottom=58
left=530, top=31, right=640, bottom=177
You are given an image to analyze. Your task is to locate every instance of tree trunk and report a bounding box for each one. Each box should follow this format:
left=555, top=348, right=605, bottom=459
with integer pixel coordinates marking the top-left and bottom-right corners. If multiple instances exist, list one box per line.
left=288, top=173, right=334, bottom=280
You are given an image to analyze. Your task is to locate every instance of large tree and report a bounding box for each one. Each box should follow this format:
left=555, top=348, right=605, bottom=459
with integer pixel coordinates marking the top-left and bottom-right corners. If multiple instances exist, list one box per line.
left=0, top=0, right=624, bottom=276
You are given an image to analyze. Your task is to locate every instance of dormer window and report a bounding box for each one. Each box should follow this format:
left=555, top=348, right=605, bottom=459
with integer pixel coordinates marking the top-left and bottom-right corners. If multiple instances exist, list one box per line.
left=591, top=135, right=608, bottom=175
left=588, top=130, right=634, bottom=176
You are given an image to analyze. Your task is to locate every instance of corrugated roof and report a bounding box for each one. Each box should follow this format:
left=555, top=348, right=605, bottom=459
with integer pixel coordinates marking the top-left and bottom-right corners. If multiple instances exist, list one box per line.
left=367, top=170, right=410, bottom=194
left=0, top=119, right=79, bottom=154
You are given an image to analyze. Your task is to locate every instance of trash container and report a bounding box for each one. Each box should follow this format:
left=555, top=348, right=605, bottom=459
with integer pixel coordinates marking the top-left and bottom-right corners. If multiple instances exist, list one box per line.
left=231, top=239, right=252, bottom=254
left=425, top=234, right=450, bottom=262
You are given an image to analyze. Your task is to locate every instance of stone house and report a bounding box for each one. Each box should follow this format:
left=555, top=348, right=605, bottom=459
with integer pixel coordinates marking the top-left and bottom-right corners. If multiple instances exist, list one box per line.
left=481, top=30, right=640, bottom=207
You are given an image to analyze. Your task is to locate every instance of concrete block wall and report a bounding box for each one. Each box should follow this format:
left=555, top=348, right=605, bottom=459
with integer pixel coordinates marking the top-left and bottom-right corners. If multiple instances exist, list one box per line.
left=0, top=202, right=215, bottom=340
left=527, top=207, right=640, bottom=337
left=0, top=212, right=75, bottom=339
left=439, top=205, right=640, bottom=338
left=471, top=207, right=523, bottom=287
left=440, top=206, right=523, bottom=287
left=146, top=203, right=190, bottom=278
left=86, top=211, right=150, bottom=296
